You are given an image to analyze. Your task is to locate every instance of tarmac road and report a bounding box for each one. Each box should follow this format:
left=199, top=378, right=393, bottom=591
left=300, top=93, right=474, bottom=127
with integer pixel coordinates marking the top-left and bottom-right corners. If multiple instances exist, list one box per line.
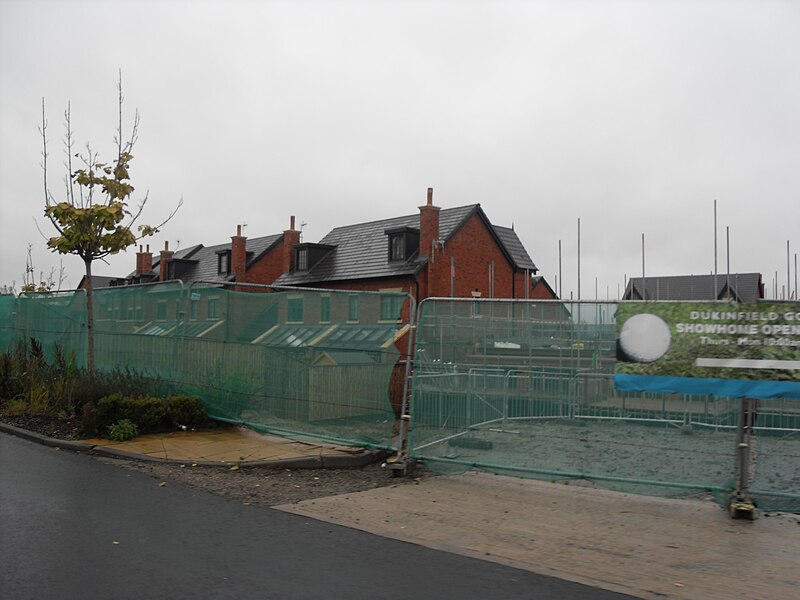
left=0, top=433, right=635, bottom=600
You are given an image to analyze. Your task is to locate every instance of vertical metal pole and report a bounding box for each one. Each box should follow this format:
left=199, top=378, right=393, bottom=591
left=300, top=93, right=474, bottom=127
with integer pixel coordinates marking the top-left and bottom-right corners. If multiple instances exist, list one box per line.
left=795, top=252, right=798, bottom=300
left=726, top=226, right=731, bottom=299
left=714, top=199, right=718, bottom=300
left=641, top=233, right=646, bottom=300
left=450, top=256, right=455, bottom=298
left=558, top=239, right=563, bottom=299
left=730, top=396, right=757, bottom=518
left=787, top=241, right=791, bottom=300
left=577, top=219, right=581, bottom=300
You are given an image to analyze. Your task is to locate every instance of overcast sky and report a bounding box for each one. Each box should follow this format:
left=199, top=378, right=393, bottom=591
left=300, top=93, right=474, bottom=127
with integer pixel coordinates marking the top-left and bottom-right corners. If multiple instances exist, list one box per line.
left=1, top=0, right=798, bottom=299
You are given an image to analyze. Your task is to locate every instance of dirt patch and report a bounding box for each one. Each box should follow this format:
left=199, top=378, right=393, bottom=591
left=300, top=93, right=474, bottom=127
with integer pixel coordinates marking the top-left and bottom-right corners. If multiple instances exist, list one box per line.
left=2, top=414, right=83, bottom=441
left=100, top=457, right=432, bottom=506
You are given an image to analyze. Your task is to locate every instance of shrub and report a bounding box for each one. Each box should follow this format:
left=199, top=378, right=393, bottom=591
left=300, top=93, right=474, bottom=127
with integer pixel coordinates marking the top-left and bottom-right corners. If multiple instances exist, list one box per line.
left=130, top=397, right=169, bottom=434
left=94, top=393, right=136, bottom=434
left=108, top=419, right=138, bottom=442
left=2, top=399, right=28, bottom=417
left=167, top=395, right=208, bottom=430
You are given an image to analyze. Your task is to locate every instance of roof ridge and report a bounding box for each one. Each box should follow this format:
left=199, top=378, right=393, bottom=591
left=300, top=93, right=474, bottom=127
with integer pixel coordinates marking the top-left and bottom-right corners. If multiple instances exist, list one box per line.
left=325, top=204, right=480, bottom=232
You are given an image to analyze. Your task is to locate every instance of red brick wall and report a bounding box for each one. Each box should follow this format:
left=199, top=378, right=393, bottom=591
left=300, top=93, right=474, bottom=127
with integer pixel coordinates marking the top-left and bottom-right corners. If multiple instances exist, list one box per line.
left=236, top=243, right=286, bottom=290
left=427, top=212, right=518, bottom=299
left=530, top=281, right=557, bottom=299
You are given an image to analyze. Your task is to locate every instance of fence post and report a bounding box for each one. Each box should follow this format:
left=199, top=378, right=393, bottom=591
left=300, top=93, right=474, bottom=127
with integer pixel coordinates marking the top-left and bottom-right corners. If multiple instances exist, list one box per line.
left=386, top=293, right=418, bottom=477
left=729, top=396, right=757, bottom=519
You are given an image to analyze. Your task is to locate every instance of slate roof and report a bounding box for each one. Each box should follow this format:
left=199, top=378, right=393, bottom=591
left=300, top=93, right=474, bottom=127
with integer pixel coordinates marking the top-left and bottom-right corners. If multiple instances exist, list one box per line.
left=494, top=225, right=537, bottom=271
left=623, top=273, right=764, bottom=302
left=76, top=275, right=121, bottom=290
left=131, top=234, right=284, bottom=284
left=275, top=204, right=535, bottom=286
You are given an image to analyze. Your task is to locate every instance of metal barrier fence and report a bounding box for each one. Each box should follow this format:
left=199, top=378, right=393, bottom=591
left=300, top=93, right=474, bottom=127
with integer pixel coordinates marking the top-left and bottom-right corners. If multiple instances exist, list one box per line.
left=4, top=290, right=799, bottom=511
left=408, top=298, right=800, bottom=512
left=2, top=283, right=412, bottom=449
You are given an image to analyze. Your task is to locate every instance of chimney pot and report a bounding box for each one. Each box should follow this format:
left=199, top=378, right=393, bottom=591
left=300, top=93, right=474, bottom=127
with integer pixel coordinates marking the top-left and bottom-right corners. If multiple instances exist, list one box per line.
left=237, top=224, right=242, bottom=236
left=290, top=215, right=296, bottom=230
left=146, top=244, right=150, bottom=252
left=427, top=187, right=433, bottom=205
left=164, top=241, right=169, bottom=251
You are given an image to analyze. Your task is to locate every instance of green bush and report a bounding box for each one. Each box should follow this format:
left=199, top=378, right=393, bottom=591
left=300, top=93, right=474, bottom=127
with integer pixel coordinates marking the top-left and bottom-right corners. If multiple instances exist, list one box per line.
left=94, top=393, right=136, bottom=434
left=108, top=419, right=139, bottom=441
left=130, top=397, right=169, bottom=434
left=167, top=395, right=208, bottom=430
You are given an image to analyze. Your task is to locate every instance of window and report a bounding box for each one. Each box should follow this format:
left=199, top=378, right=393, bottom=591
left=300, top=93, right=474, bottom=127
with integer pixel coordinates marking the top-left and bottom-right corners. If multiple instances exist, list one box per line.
left=348, top=295, right=359, bottom=322
left=208, top=298, right=220, bottom=320
left=156, top=300, right=167, bottom=321
left=296, top=248, right=308, bottom=271
left=287, top=297, right=303, bottom=323
left=380, top=295, right=404, bottom=321
left=217, top=252, right=230, bottom=275
left=190, top=299, right=198, bottom=320
left=389, top=234, right=405, bottom=261
left=320, top=295, right=330, bottom=323
left=175, top=299, right=181, bottom=320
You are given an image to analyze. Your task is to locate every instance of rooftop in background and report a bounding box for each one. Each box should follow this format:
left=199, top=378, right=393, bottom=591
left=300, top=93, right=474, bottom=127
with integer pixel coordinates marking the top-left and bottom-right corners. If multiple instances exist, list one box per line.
left=623, top=273, right=765, bottom=302
left=275, top=204, right=537, bottom=286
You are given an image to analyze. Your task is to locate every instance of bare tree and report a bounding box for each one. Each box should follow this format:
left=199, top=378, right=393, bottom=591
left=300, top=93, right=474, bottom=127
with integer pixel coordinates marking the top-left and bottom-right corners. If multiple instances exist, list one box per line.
left=41, top=73, right=181, bottom=374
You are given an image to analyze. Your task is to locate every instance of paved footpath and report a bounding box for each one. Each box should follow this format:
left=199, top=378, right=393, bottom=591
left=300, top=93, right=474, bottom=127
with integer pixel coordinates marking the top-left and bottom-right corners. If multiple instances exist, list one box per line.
left=278, top=471, right=800, bottom=600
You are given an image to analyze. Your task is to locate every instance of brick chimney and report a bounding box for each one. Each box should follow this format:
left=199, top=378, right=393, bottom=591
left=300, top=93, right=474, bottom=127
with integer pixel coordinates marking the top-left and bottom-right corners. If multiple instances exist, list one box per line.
left=282, top=215, right=300, bottom=273
left=159, top=241, right=174, bottom=281
left=231, top=224, right=247, bottom=280
left=419, top=187, right=440, bottom=260
left=136, top=244, right=153, bottom=276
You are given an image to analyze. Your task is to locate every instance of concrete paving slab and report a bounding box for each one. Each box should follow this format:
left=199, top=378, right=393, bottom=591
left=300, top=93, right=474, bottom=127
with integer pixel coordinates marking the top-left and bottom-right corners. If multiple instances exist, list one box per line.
left=277, top=470, right=800, bottom=600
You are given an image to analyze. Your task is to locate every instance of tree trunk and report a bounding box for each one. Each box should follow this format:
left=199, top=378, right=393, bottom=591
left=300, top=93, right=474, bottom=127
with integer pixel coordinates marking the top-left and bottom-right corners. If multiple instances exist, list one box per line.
left=84, top=258, right=95, bottom=376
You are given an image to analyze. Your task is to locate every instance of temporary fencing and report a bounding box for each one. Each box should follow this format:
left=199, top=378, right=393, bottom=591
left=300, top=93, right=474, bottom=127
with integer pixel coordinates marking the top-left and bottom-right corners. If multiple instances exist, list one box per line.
left=4, top=287, right=799, bottom=512
left=408, top=298, right=800, bottom=512
left=3, top=283, right=410, bottom=448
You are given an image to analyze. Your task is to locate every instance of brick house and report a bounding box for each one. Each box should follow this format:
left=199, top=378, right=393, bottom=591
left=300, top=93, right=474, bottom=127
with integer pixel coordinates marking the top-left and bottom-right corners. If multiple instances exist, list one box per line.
left=115, top=188, right=553, bottom=304
left=115, top=219, right=300, bottom=288
left=274, top=188, right=552, bottom=304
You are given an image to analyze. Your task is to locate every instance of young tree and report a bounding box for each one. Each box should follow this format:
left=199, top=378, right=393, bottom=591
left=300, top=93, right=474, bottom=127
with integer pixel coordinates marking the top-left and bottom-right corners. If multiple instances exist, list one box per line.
left=41, top=74, right=181, bottom=374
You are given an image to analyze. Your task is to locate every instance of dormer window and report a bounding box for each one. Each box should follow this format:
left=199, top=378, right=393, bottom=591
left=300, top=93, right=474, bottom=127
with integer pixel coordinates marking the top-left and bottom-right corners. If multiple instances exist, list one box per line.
left=384, top=226, right=419, bottom=262
left=389, top=234, right=405, bottom=261
left=293, top=243, right=335, bottom=272
left=296, top=248, right=308, bottom=271
left=217, top=250, right=231, bottom=275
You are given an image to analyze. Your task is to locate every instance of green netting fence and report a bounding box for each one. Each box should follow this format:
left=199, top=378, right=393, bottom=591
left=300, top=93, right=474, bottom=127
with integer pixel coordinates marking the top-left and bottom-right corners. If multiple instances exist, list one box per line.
left=408, top=298, right=800, bottom=512
left=2, top=283, right=411, bottom=449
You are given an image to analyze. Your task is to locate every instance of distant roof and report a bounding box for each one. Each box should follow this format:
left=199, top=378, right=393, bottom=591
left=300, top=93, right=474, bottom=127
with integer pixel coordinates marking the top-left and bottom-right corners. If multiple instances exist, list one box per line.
left=275, top=204, right=536, bottom=286
left=132, top=234, right=283, bottom=284
left=623, top=273, right=764, bottom=302
left=76, top=275, right=121, bottom=290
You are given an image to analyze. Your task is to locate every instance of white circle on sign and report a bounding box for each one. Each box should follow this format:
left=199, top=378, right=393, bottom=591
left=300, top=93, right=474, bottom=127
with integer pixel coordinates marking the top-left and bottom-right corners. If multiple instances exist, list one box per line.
left=619, top=313, right=671, bottom=363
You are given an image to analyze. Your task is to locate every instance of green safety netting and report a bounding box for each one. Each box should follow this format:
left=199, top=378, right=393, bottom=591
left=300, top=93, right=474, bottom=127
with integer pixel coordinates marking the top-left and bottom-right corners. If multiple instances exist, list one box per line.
left=2, top=284, right=410, bottom=449
left=409, top=298, right=800, bottom=512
